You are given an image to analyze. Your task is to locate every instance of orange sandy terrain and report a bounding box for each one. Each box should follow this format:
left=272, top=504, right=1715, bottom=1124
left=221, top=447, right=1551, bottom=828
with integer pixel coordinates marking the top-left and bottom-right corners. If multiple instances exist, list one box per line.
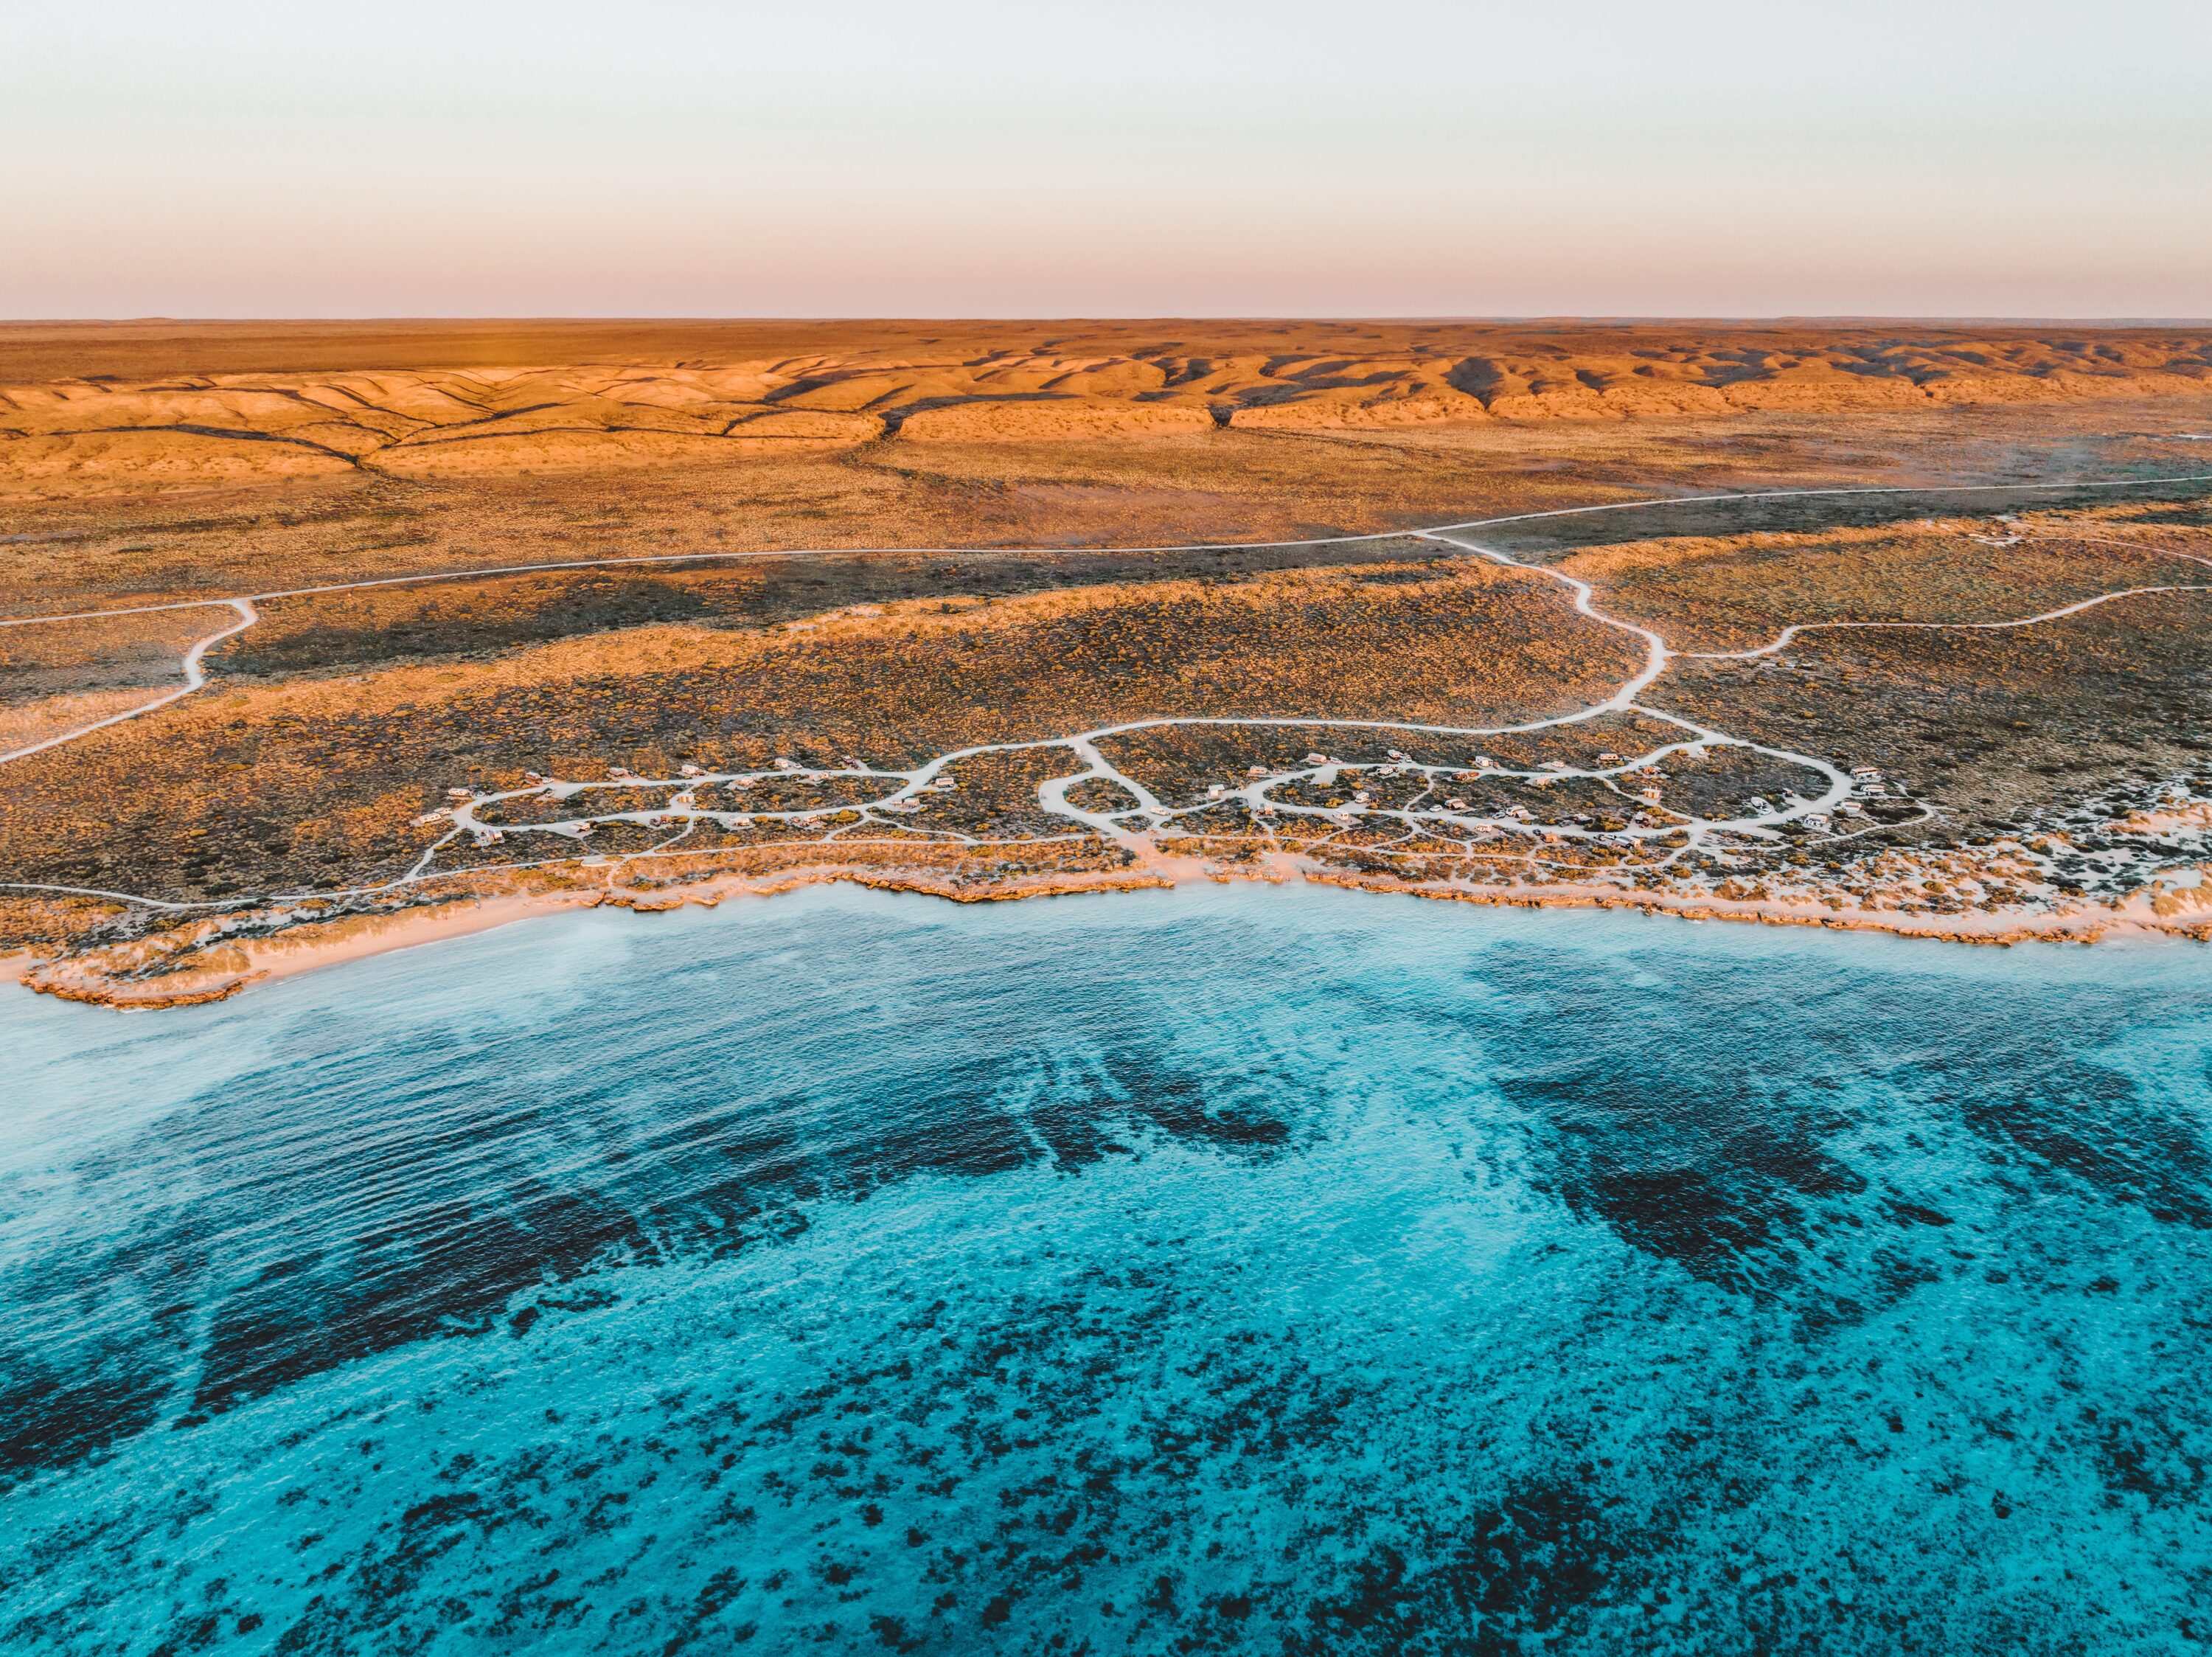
left=4, top=319, right=2209, bottom=496
left=1, top=320, right=2209, bottom=1004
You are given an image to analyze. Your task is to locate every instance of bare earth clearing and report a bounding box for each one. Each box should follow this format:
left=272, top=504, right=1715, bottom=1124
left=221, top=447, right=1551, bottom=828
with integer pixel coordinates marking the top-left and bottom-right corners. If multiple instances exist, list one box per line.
left=1, top=321, right=2209, bottom=1004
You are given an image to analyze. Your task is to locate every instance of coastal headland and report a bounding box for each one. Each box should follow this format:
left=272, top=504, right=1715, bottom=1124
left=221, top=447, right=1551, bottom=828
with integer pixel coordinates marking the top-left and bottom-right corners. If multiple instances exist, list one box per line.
left=3, top=319, right=2208, bottom=1004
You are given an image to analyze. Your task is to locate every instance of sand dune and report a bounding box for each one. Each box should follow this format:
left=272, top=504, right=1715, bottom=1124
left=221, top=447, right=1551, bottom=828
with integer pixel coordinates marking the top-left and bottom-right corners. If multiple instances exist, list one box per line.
left=2, top=322, right=2207, bottom=490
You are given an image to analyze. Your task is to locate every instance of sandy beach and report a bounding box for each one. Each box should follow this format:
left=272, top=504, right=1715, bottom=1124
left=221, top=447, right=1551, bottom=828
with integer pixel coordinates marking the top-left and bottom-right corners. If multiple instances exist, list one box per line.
left=11, top=841, right=2208, bottom=1011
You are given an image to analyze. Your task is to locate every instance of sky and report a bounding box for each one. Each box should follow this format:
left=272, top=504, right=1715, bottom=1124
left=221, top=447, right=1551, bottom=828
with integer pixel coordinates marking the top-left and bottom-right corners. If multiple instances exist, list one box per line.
left=4, top=1, right=2208, bottom=319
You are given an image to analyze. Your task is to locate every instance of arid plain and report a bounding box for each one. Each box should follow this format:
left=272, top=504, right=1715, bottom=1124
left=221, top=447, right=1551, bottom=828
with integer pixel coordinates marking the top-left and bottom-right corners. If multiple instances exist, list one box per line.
left=3, top=319, right=2210, bottom=1004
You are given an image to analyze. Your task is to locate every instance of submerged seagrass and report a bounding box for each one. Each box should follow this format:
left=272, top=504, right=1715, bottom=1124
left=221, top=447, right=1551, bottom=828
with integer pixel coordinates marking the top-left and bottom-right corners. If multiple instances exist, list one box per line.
left=4, top=884, right=2211, bottom=1652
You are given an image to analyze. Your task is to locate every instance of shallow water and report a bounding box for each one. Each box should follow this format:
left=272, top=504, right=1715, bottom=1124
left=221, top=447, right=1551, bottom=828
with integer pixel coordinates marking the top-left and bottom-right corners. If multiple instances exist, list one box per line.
left=4, top=885, right=2212, bottom=1654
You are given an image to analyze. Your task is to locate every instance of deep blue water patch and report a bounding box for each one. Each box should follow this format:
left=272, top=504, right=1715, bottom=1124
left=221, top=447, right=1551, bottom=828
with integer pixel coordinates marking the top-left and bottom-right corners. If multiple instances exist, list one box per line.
left=4, top=884, right=2212, bottom=1653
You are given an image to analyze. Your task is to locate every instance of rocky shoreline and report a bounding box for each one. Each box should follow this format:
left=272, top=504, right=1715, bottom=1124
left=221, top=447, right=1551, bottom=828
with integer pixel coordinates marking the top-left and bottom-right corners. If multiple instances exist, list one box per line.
left=8, top=834, right=2208, bottom=1011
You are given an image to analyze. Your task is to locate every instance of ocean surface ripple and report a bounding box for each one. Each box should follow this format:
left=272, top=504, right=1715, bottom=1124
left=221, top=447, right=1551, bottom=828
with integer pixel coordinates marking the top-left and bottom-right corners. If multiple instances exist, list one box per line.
left=4, top=885, right=2212, bottom=1654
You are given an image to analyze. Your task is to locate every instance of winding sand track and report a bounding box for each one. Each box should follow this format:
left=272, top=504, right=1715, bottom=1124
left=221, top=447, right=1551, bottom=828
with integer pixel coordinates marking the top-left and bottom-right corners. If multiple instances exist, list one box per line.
left=1683, top=584, right=2212, bottom=663
left=3, top=473, right=2208, bottom=914
left=0, top=600, right=258, bottom=765
left=5, top=472, right=2208, bottom=635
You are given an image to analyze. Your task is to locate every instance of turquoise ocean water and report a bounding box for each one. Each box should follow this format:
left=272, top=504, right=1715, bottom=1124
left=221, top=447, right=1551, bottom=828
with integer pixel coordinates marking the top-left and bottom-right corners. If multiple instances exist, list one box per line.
left=4, top=883, right=2211, bottom=1653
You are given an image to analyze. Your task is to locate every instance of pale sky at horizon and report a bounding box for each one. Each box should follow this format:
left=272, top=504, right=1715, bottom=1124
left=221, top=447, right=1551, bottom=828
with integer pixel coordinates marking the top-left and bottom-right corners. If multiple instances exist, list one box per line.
left=4, top=1, right=2208, bottom=321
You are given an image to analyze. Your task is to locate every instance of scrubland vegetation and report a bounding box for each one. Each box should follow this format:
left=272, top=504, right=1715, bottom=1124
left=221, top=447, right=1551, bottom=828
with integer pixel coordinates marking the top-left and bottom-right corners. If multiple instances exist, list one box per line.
left=1, top=322, right=2209, bottom=995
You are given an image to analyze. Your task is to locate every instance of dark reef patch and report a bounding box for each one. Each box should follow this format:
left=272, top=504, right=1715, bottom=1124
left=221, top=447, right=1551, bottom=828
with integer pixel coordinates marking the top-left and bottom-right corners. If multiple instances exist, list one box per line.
left=6, top=890, right=2212, bottom=1654
left=0, top=1028, right=1307, bottom=1484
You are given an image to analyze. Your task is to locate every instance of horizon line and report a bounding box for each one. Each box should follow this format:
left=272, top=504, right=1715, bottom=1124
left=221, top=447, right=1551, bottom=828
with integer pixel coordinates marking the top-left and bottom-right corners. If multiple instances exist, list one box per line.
left=6, top=314, right=2212, bottom=330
